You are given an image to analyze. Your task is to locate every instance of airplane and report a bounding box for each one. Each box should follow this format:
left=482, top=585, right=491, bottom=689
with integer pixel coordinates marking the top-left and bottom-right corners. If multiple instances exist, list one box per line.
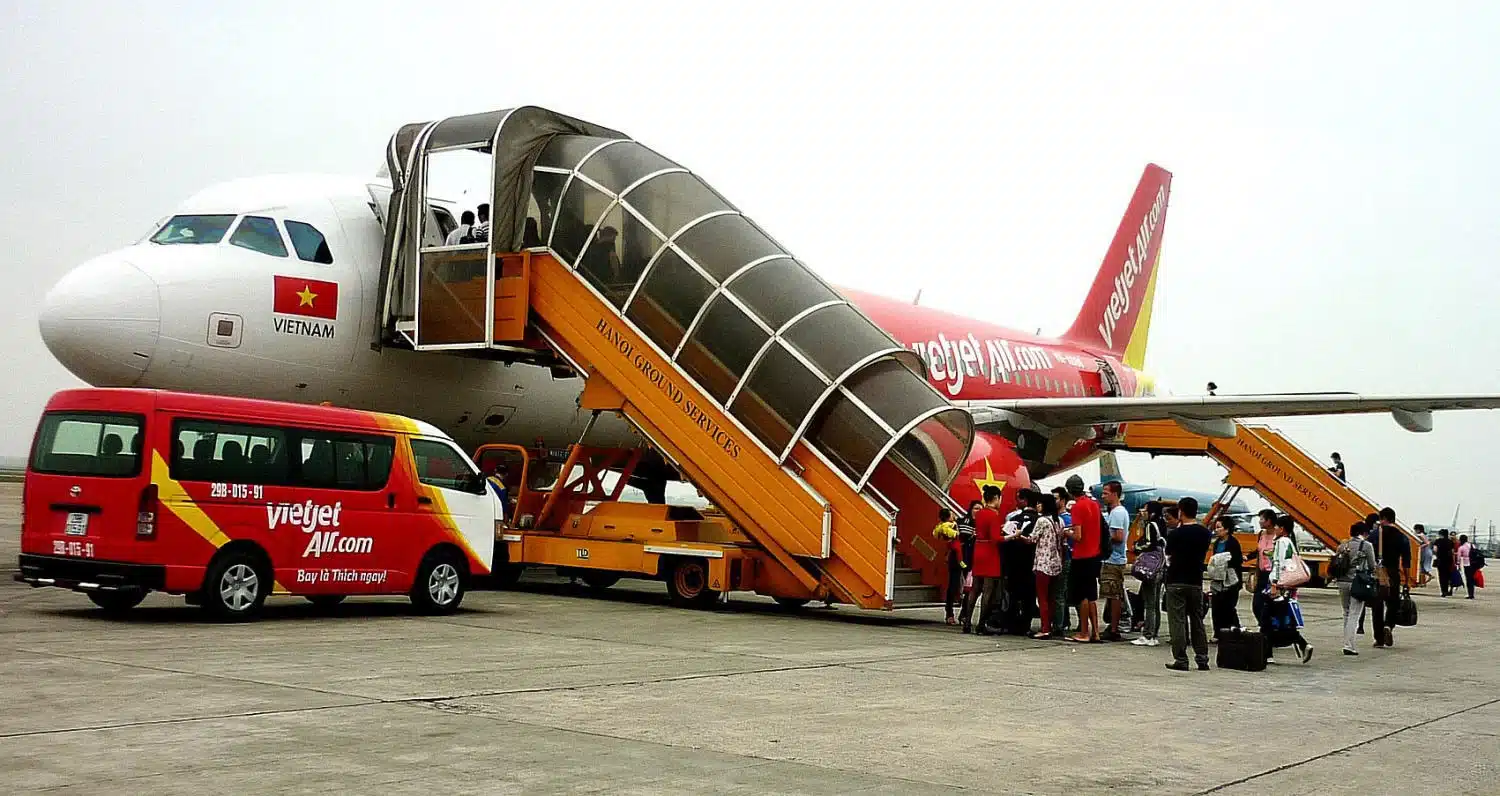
left=35, top=120, right=1500, bottom=511
left=1085, top=451, right=1251, bottom=518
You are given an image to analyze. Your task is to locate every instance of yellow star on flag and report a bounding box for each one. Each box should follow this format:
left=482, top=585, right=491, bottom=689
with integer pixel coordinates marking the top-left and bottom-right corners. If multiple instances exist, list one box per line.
left=296, top=285, right=318, bottom=307
left=972, top=457, right=1007, bottom=495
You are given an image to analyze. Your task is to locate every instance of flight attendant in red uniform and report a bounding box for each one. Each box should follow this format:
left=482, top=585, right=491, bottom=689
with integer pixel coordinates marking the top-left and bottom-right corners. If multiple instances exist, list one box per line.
left=959, top=485, right=1005, bottom=634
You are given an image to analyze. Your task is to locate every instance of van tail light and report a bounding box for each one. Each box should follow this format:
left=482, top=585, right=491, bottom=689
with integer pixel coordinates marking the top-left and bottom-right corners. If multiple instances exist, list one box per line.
left=136, top=484, right=159, bottom=539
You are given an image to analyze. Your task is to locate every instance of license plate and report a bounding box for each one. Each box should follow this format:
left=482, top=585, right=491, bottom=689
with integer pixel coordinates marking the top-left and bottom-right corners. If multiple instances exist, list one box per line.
left=64, top=513, right=89, bottom=536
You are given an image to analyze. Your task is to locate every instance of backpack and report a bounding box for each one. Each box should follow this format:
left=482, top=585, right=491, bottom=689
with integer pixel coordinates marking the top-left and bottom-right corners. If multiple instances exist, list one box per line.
left=1098, top=513, right=1113, bottom=559
left=1329, top=544, right=1354, bottom=580
left=1472, top=546, right=1487, bottom=570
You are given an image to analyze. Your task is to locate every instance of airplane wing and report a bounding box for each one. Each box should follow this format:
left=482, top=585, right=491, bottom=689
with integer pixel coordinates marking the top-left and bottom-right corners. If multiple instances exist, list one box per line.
left=957, top=394, right=1500, bottom=438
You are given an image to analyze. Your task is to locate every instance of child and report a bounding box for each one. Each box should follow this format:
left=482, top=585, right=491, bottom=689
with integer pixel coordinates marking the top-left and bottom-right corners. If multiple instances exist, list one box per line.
left=934, top=508, right=962, bottom=625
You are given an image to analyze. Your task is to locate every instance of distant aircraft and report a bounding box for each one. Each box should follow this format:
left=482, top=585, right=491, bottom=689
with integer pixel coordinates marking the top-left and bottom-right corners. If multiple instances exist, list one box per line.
left=1089, top=451, right=1250, bottom=517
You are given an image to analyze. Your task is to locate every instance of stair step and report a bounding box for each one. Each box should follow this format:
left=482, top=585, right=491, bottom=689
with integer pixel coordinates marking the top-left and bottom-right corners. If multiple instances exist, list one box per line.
left=893, top=584, right=941, bottom=604
left=893, top=568, right=925, bottom=587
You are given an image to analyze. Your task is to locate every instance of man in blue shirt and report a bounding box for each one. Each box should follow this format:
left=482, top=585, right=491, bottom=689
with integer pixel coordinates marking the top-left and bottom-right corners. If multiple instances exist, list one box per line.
left=1099, top=481, right=1132, bottom=641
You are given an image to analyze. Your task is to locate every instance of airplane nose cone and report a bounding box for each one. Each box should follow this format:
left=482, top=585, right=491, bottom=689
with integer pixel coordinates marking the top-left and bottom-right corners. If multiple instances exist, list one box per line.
left=39, top=255, right=161, bottom=386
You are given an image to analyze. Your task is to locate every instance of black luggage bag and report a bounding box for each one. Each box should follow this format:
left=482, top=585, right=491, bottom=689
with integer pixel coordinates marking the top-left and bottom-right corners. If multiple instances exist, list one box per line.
left=1216, top=628, right=1267, bottom=672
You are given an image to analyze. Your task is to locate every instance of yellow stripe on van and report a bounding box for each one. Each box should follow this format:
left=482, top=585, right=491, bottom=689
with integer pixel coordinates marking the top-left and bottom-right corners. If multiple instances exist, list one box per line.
left=151, top=453, right=287, bottom=592
left=153, top=453, right=231, bottom=548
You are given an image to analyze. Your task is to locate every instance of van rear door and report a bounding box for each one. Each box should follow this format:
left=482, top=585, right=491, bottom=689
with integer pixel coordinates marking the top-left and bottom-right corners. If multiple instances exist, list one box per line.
left=24, top=411, right=150, bottom=562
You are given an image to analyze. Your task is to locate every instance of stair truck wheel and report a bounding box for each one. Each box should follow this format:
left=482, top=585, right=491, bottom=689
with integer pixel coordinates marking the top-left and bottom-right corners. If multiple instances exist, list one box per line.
left=773, top=597, right=811, bottom=609
left=88, top=589, right=147, bottom=615
left=665, top=557, right=720, bottom=608
left=411, top=549, right=468, bottom=615
left=201, top=548, right=270, bottom=622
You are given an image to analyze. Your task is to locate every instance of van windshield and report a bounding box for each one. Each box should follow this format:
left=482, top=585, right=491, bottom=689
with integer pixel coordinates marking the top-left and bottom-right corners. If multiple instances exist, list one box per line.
left=31, top=412, right=144, bottom=477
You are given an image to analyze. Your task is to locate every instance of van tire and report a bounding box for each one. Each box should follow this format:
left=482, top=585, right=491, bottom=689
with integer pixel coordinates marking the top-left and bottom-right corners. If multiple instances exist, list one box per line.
left=202, top=550, right=269, bottom=622
left=412, top=550, right=467, bottom=614
left=665, top=558, right=719, bottom=608
left=88, top=590, right=147, bottom=614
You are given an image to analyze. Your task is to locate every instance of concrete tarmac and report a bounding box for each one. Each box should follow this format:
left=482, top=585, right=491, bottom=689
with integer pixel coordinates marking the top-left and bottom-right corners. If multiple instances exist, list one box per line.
left=1, top=482, right=1497, bottom=794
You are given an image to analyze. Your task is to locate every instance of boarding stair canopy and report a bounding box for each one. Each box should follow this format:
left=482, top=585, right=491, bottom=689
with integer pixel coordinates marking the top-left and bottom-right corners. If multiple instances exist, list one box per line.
left=375, top=107, right=974, bottom=608
left=1108, top=419, right=1425, bottom=583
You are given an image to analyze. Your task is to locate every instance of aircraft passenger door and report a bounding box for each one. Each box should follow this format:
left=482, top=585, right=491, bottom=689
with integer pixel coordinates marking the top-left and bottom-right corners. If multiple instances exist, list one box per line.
left=408, top=437, right=497, bottom=574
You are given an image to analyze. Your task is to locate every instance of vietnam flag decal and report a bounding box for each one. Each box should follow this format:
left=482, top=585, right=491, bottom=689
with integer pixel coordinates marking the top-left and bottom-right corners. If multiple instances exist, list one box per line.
left=273, top=275, right=338, bottom=320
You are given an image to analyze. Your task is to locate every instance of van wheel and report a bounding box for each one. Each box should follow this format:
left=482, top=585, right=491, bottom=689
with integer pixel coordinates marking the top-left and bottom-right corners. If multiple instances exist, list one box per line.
left=412, top=551, right=467, bottom=614
left=665, top=558, right=719, bottom=608
left=306, top=595, right=346, bottom=609
left=202, top=551, right=268, bottom=622
left=581, top=572, right=620, bottom=590
left=88, top=590, right=146, bottom=615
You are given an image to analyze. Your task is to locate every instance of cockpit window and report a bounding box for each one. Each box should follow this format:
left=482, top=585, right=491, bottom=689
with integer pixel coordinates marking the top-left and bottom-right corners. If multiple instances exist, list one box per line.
left=150, top=214, right=236, bottom=245
left=285, top=220, right=334, bottom=264
left=229, top=216, right=288, bottom=258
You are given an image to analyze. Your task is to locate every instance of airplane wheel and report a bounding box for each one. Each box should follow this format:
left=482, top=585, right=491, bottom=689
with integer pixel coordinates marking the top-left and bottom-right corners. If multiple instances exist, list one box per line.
left=665, top=558, right=719, bottom=608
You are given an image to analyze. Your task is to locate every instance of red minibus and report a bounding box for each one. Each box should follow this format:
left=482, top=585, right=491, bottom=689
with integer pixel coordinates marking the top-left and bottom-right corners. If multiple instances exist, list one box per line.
left=18, top=389, right=499, bottom=620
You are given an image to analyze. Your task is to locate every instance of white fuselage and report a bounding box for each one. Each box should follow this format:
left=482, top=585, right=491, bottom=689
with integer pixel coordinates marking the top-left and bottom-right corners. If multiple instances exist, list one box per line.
left=39, top=174, right=639, bottom=452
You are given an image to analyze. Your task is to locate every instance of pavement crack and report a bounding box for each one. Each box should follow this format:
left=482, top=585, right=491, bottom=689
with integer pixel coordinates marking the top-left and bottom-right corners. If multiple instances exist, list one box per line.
left=0, top=701, right=371, bottom=740
left=1195, top=695, right=1500, bottom=794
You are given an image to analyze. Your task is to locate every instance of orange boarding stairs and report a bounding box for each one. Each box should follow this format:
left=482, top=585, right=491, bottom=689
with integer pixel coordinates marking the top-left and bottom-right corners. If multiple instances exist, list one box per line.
left=377, top=107, right=974, bottom=609
left=1110, top=420, right=1423, bottom=583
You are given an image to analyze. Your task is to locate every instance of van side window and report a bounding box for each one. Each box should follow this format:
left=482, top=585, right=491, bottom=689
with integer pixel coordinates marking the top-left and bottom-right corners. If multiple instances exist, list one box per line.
left=297, top=432, right=394, bottom=490
left=172, top=420, right=289, bottom=484
left=31, top=412, right=144, bottom=477
left=409, top=439, right=478, bottom=491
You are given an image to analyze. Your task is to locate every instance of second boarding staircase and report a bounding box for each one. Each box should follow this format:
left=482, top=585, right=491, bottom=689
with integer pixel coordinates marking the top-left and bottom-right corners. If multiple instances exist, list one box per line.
left=1109, top=420, right=1424, bottom=582
left=373, top=107, right=974, bottom=609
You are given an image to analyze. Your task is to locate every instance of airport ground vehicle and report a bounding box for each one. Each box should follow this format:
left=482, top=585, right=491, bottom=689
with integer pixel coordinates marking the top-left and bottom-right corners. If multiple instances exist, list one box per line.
left=17, top=388, right=499, bottom=620
left=475, top=442, right=835, bottom=607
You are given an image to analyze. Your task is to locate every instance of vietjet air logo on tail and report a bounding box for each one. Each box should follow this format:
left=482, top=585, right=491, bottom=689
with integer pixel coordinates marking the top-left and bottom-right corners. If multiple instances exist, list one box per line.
left=1097, top=184, right=1167, bottom=350
left=272, top=275, right=338, bottom=338
left=1060, top=164, right=1172, bottom=364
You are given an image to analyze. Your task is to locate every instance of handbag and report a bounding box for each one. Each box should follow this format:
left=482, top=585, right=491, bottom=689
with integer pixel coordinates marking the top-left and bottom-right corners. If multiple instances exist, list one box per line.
left=1350, top=540, right=1379, bottom=602
left=1396, top=587, right=1419, bottom=626
left=1288, top=597, right=1305, bottom=628
left=1278, top=550, right=1311, bottom=589
left=1376, top=527, right=1392, bottom=588
left=1132, top=549, right=1165, bottom=581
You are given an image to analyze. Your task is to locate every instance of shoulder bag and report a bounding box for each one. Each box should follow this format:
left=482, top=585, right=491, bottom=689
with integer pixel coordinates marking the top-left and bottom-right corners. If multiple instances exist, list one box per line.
left=1277, top=545, right=1312, bottom=589
left=1350, top=541, right=1379, bottom=602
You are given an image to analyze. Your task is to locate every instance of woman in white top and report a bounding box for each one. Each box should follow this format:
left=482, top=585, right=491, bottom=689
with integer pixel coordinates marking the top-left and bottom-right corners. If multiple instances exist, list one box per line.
left=1265, top=514, right=1313, bottom=664
left=1030, top=493, right=1064, bottom=640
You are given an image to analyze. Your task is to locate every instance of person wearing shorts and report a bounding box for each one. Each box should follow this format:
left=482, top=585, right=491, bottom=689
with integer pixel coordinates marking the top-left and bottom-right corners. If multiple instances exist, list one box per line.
left=1099, top=481, right=1132, bottom=641
left=1064, top=475, right=1103, bottom=643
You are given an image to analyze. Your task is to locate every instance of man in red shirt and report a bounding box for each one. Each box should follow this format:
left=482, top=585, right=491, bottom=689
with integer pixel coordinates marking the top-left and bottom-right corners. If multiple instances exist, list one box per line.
left=1064, top=475, right=1103, bottom=643
left=959, top=485, right=1005, bottom=634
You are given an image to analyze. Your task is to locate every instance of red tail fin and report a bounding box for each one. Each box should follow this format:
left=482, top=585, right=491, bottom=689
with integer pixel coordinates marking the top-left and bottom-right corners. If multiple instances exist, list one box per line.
left=1061, top=164, right=1172, bottom=369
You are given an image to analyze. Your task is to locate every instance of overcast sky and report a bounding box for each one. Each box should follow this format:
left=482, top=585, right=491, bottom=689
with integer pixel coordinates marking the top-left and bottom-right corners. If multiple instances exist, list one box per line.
left=3, top=2, right=1498, bottom=530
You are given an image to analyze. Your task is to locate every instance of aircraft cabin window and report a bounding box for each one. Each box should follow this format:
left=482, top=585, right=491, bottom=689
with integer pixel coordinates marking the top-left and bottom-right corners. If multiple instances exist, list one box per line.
left=150, top=214, right=236, bottom=245
left=285, top=220, right=334, bottom=264
left=229, top=216, right=288, bottom=258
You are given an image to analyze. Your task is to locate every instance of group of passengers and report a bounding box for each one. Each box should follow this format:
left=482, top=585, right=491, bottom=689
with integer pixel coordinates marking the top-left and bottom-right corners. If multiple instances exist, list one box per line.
left=934, top=479, right=1451, bottom=671
left=445, top=203, right=492, bottom=246
left=1415, top=525, right=1485, bottom=599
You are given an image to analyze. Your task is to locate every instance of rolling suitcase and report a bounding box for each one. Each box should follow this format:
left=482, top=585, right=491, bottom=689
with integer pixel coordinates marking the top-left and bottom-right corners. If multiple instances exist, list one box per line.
left=1216, top=628, right=1267, bottom=672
